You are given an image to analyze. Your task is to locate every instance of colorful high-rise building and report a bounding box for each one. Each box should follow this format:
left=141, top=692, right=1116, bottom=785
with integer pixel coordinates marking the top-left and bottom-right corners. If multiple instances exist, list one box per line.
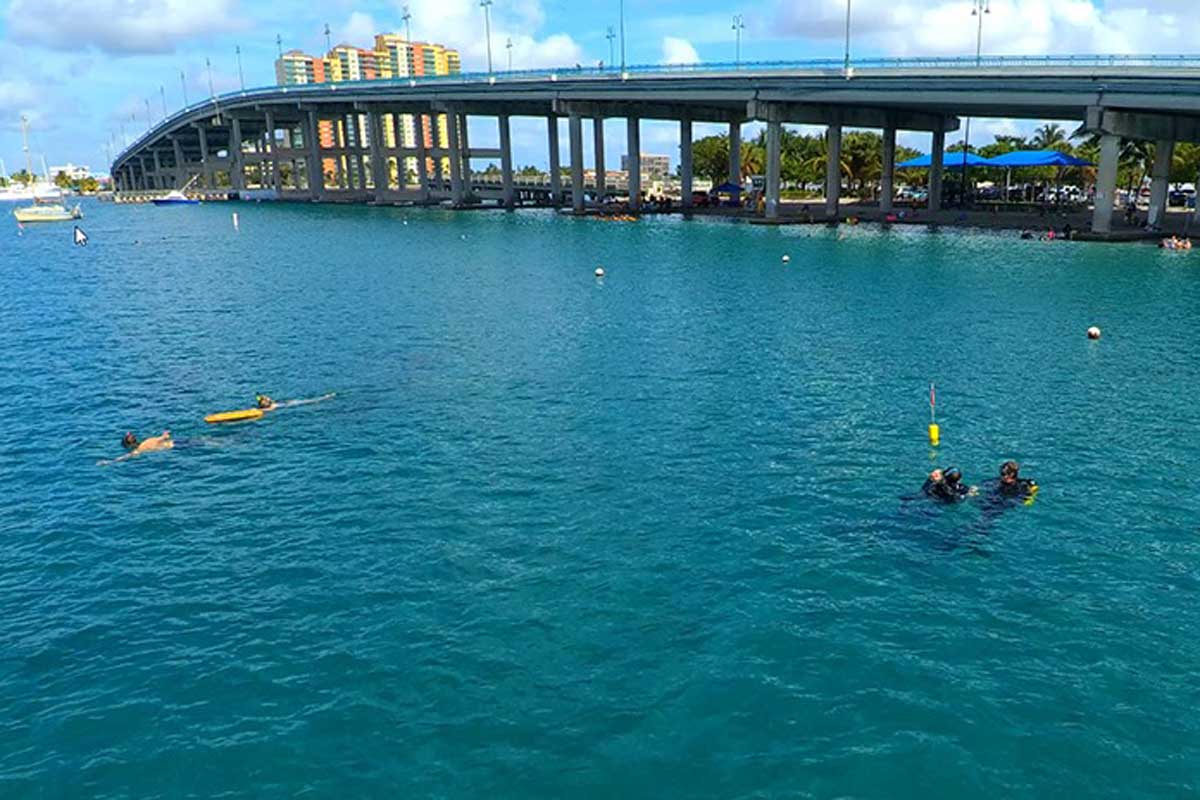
left=274, top=34, right=462, bottom=191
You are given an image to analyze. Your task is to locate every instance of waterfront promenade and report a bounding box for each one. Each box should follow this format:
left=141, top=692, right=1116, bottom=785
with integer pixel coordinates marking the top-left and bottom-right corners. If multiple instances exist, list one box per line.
left=111, top=55, right=1200, bottom=237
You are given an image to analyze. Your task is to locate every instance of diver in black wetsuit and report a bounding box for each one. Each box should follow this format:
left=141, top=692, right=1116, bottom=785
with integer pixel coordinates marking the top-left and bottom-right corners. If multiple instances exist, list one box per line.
left=922, top=467, right=975, bottom=503
left=988, top=461, right=1038, bottom=502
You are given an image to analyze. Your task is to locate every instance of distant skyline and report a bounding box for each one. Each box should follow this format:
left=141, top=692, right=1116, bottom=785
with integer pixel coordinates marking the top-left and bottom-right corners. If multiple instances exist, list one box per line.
left=1, top=0, right=1197, bottom=174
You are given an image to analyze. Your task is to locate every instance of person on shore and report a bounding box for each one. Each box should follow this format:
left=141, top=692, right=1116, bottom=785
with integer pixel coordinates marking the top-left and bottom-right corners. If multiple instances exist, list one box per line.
left=922, top=467, right=976, bottom=503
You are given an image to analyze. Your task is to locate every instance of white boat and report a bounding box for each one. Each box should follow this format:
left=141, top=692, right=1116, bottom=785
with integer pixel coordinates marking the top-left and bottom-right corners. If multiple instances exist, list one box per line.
left=152, top=175, right=200, bottom=205
left=14, top=201, right=82, bottom=223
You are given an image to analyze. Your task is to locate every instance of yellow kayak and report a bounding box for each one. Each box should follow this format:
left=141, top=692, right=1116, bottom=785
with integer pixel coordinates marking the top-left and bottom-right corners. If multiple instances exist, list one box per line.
left=204, top=408, right=264, bottom=424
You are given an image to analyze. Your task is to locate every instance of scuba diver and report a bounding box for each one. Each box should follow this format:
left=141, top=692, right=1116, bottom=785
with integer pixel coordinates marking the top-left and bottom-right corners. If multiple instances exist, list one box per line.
left=988, top=461, right=1038, bottom=503
left=921, top=467, right=977, bottom=503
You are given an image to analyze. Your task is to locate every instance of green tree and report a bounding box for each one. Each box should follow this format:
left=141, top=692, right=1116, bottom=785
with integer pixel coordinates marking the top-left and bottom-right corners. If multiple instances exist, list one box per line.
left=691, top=134, right=729, bottom=183
left=10, top=169, right=32, bottom=186
left=53, top=170, right=71, bottom=189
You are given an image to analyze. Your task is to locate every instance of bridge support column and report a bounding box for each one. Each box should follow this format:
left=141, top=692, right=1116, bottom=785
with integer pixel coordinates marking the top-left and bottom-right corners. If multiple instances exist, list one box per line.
left=458, top=113, right=471, bottom=194
left=627, top=116, right=641, bottom=211
left=548, top=116, right=562, bottom=206
left=305, top=112, right=323, bottom=199
left=500, top=113, right=515, bottom=209
left=569, top=113, right=584, bottom=213
left=1091, top=133, right=1120, bottom=234
left=880, top=125, right=896, bottom=214
left=680, top=117, right=693, bottom=209
left=1147, top=140, right=1174, bottom=229
left=266, top=111, right=282, bottom=196
left=368, top=111, right=386, bottom=200
left=229, top=117, right=245, bottom=192
left=197, top=125, right=214, bottom=189
left=414, top=114, right=431, bottom=202
left=152, top=150, right=163, bottom=189
left=729, top=121, right=741, bottom=188
left=765, top=118, right=782, bottom=220
left=593, top=118, right=606, bottom=204
left=172, top=138, right=186, bottom=188
left=138, top=156, right=148, bottom=190
left=825, top=124, right=842, bottom=220
left=929, top=128, right=945, bottom=213
left=448, top=109, right=465, bottom=206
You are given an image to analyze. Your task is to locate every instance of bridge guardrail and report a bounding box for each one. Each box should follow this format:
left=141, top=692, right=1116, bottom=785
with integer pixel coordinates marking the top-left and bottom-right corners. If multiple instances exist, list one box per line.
left=114, top=53, right=1200, bottom=167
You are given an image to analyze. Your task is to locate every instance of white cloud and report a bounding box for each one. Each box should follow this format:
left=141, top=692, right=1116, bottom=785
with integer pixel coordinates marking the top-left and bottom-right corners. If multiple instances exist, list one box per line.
left=768, top=0, right=1200, bottom=57
left=337, top=12, right=380, bottom=48
left=661, top=37, right=700, bottom=65
left=5, top=0, right=248, bottom=55
left=397, top=0, right=583, bottom=70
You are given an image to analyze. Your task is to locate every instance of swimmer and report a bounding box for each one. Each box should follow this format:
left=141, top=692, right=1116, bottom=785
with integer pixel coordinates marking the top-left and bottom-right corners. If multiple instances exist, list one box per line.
left=256, top=391, right=336, bottom=411
left=994, top=460, right=1038, bottom=499
left=922, top=467, right=976, bottom=503
left=255, top=393, right=278, bottom=411
left=99, top=430, right=175, bottom=465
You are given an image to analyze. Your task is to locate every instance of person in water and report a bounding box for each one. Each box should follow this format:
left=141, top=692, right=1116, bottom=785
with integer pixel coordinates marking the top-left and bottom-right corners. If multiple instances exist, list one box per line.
left=255, top=393, right=278, bottom=411
left=123, top=430, right=174, bottom=455
left=993, top=460, right=1038, bottom=500
left=922, top=467, right=977, bottom=503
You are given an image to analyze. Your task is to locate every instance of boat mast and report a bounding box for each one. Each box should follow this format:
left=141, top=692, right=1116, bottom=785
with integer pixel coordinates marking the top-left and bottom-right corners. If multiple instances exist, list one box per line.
left=21, top=115, right=32, bottom=182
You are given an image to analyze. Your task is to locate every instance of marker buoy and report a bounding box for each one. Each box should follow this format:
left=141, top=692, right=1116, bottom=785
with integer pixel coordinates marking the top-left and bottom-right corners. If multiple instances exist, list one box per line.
left=928, top=383, right=940, bottom=446
left=1087, top=326, right=1101, bottom=340
left=232, top=212, right=240, bottom=232
left=594, top=267, right=605, bottom=277
left=928, top=423, right=940, bottom=447
left=782, top=254, right=791, bottom=263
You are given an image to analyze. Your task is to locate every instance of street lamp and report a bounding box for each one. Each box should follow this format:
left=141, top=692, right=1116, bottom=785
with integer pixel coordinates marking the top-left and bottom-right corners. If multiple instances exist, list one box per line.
left=236, top=45, right=245, bottom=90
left=324, top=23, right=332, bottom=53
left=961, top=0, right=990, bottom=205
left=160, top=85, right=167, bottom=117
left=619, top=0, right=626, bottom=72
left=506, top=37, right=513, bottom=72
left=480, top=0, right=494, bottom=75
left=843, top=0, right=852, bottom=73
left=180, top=69, right=189, bottom=107
left=276, top=34, right=283, bottom=59
left=732, top=14, right=745, bottom=67
left=606, top=26, right=616, bottom=68
left=402, top=6, right=413, bottom=43
left=145, top=98, right=152, bottom=130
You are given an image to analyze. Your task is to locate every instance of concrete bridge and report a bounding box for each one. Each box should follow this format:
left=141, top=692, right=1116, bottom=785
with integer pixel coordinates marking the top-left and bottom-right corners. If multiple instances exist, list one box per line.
left=111, top=55, right=1200, bottom=234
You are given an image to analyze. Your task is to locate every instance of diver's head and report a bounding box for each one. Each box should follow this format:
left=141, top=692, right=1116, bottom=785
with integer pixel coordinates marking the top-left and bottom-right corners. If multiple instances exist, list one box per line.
left=122, top=432, right=139, bottom=450
left=943, top=467, right=962, bottom=486
left=1000, top=461, right=1019, bottom=483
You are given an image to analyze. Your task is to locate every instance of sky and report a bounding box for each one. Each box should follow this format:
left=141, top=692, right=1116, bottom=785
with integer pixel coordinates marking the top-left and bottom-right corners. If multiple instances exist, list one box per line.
left=0, top=0, right=1197, bottom=176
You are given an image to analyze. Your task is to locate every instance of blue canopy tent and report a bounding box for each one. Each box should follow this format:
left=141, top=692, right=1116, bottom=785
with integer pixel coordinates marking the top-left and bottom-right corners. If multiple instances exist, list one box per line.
left=714, top=181, right=742, bottom=193
left=985, top=150, right=1094, bottom=167
left=896, top=152, right=993, bottom=169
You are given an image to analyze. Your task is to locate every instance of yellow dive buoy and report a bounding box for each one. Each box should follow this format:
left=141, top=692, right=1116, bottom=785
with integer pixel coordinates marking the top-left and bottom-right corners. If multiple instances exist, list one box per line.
left=1023, top=483, right=1040, bottom=506
left=928, top=383, right=939, bottom=446
left=205, top=408, right=264, bottom=424
left=928, top=423, right=940, bottom=447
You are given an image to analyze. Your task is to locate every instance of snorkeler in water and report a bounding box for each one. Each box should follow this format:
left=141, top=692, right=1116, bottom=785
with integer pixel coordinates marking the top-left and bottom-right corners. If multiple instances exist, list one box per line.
left=255, top=392, right=336, bottom=411
left=922, top=467, right=977, bottom=503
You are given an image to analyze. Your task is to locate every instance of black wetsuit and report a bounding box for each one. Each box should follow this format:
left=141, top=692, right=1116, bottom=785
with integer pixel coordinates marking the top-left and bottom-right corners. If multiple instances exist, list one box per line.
left=978, top=478, right=1037, bottom=527
left=922, top=478, right=970, bottom=504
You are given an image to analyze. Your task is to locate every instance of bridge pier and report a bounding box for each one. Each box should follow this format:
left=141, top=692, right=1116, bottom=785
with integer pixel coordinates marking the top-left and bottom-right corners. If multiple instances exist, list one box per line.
left=880, top=125, right=896, bottom=214
left=414, top=114, right=431, bottom=202
left=447, top=109, right=465, bottom=206
left=368, top=111, right=386, bottom=200
left=825, top=124, right=842, bottom=219
left=266, top=111, right=282, bottom=196
left=499, top=113, right=514, bottom=209
left=547, top=116, right=562, bottom=207
left=1147, top=140, right=1173, bottom=229
left=680, top=117, right=693, bottom=209
left=230, top=117, right=245, bottom=192
left=593, top=118, right=606, bottom=204
left=627, top=117, right=641, bottom=211
left=765, top=117, right=782, bottom=220
left=305, top=111, right=325, bottom=200
left=569, top=113, right=585, bottom=213
left=197, top=125, right=214, bottom=189
left=929, top=128, right=945, bottom=213
left=1091, top=133, right=1120, bottom=234
left=152, top=150, right=164, bottom=190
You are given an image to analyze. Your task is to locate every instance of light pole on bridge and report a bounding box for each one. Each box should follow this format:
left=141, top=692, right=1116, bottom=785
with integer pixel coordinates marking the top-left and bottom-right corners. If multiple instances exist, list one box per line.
left=144, top=98, right=152, bottom=131
left=606, top=26, right=616, bottom=69
left=276, top=34, right=283, bottom=59
left=843, top=0, right=852, bottom=74
left=160, top=85, right=167, bottom=118
left=180, top=70, right=189, bottom=107
left=506, top=37, right=513, bottom=72
left=324, top=23, right=332, bottom=54
left=619, top=0, right=626, bottom=72
left=236, top=45, right=245, bottom=90
left=480, top=0, right=494, bottom=75
left=961, top=0, right=991, bottom=206
left=402, top=6, right=413, bottom=43
left=732, top=14, right=745, bottom=68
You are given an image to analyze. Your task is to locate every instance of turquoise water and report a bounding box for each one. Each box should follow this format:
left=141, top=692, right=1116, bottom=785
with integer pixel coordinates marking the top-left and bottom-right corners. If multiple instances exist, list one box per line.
left=2, top=201, right=1198, bottom=798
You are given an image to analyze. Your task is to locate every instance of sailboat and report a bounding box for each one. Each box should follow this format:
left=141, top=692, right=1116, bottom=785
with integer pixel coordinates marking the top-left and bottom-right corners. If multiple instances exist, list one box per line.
left=153, top=174, right=200, bottom=205
left=12, top=117, right=80, bottom=223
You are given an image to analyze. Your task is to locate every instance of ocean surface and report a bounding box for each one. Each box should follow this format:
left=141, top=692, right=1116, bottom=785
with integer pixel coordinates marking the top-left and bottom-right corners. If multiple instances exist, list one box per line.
left=1, top=200, right=1198, bottom=798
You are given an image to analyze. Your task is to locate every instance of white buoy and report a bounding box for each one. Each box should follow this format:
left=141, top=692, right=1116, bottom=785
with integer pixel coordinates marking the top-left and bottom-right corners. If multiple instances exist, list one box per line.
left=595, top=267, right=605, bottom=278
left=1087, top=326, right=1101, bottom=340
left=232, top=212, right=240, bottom=232
left=782, top=254, right=791, bottom=263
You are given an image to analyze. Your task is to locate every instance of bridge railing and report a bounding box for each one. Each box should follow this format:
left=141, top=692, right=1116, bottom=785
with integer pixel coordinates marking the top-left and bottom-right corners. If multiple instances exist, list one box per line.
left=114, top=53, right=1200, bottom=167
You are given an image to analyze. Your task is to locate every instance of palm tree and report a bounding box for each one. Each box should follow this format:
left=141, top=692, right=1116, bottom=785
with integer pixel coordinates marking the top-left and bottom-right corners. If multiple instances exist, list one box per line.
left=1032, top=124, right=1068, bottom=151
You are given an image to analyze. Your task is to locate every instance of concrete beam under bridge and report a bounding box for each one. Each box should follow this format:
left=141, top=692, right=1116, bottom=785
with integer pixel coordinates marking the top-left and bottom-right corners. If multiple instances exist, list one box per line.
left=747, top=99, right=958, bottom=133
left=1086, top=106, right=1200, bottom=144
left=553, top=99, right=744, bottom=124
